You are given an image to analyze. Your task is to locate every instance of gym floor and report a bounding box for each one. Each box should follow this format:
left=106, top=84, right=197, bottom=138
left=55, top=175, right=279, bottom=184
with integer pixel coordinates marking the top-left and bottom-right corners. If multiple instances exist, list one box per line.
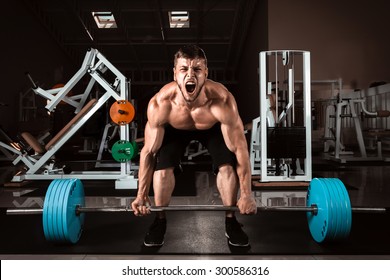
left=1, top=148, right=390, bottom=260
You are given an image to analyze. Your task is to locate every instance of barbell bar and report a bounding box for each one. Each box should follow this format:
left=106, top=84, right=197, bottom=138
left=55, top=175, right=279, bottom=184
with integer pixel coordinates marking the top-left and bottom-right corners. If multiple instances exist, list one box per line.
left=7, top=205, right=386, bottom=215
left=5, top=178, right=387, bottom=244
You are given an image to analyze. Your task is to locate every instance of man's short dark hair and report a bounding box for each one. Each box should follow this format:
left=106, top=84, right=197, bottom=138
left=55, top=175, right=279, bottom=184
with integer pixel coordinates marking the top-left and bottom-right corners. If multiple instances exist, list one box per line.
left=174, top=45, right=207, bottom=67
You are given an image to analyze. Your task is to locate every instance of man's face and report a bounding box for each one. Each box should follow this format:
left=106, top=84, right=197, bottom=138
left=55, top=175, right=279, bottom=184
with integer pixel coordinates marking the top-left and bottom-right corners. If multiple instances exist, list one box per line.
left=174, top=57, right=208, bottom=103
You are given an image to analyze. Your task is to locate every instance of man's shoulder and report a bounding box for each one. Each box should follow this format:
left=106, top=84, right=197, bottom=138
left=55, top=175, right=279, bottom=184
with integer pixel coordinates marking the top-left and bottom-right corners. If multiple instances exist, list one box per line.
left=154, top=82, right=177, bottom=101
left=205, top=79, right=227, bottom=89
left=160, top=81, right=177, bottom=92
left=205, top=79, right=232, bottom=103
left=148, top=82, right=176, bottom=110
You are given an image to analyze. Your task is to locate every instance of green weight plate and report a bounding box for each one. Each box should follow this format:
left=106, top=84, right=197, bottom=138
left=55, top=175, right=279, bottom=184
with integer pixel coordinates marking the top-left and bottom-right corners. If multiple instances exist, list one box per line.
left=62, top=179, right=85, bottom=244
left=307, top=178, right=331, bottom=243
left=111, top=140, right=134, bottom=162
left=131, top=141, right=139, bottom=159
left=325, top=178, right=342, bottom=241
left=334, top=179, right=352, bottom=239
left=43, top=179, right=65, bottom=242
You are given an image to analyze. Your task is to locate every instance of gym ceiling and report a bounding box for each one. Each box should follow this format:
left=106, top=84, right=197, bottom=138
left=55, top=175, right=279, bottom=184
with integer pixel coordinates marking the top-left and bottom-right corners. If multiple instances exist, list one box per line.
left=25, top=0, right=258, bottom=85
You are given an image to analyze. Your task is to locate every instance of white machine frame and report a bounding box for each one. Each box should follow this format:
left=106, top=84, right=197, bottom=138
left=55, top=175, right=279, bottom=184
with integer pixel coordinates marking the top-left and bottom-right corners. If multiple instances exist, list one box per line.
left=250, top=50, right=312, bottom=183
left=12, top=48, right=138, bottom=189
left=323, top=83, right=390, bottom=163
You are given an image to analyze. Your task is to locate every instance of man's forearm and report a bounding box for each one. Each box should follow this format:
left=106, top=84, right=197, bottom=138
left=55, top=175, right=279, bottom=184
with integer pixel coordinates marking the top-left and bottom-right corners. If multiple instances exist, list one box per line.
left=137, top=152, right=155, bottom=197
left=235, top=150, right=253, bottom=197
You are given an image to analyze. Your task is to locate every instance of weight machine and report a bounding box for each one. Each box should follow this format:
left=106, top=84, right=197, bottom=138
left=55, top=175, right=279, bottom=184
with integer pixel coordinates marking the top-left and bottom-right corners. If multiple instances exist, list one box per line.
left=250, top=50, right=312, bottom=186
left=323, top=83, right=390, bottom=163
left=11, top=48, right=138, bottom=189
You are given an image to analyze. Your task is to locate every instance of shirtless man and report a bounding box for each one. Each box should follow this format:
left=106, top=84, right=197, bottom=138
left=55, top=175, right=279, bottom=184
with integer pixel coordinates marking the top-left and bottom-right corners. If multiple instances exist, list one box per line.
left=131, top=45, right=257, bottom=247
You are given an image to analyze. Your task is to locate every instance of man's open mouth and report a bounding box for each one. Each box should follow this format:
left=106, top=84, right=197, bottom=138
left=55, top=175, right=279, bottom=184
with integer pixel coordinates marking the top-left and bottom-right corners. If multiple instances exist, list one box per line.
left=185, top=82, right=196, bottom=93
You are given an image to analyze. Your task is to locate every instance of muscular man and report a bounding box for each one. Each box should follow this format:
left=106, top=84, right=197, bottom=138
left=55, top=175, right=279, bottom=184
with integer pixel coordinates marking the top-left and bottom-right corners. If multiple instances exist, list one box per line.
left=131, top=45, right=257, bottom=247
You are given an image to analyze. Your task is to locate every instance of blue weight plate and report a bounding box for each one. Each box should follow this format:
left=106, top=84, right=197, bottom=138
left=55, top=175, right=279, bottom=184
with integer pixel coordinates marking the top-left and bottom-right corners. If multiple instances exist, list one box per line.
left=325, top=178, right=342, bottom=241
left=60, top=179, right=76, bottom=243
left=55, top=179, right=73, bottom=242
left=322, top=179, right=336, bottom=241
left=43, top=179, right=57, bottom=241
left=62, top=179, right=85, bottom=244
left=51, top=179, right=67, bottom=242
left=319, top=178, right=334, bottom=242
left=43, top=180, right=56, bottom=241
left=330, top=178, right=348, bottom=240
left=43, top=179, right=64, bottom=242
left=53, top=179, right=67, bottom=242
left=324, top=178, right=340, bottom=241
left=327, top=178, right=342, bottom=241
left=336, top=178, right=350, bottom=239
left=331, top=178, right=347, bottom=239
left=307, top=178, right=330, bottom=243
left=332, top=178, right=346, bottom=240
left=334, top=179, right=352, bottom=239
left=333, top=178, right=349, bottom=240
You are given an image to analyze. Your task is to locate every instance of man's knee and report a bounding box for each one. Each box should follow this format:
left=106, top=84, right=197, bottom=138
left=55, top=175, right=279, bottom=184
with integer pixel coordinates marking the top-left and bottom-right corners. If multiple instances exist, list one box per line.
left=218, top=164, right=236, bottom=177
left=154, top=168, right=175, bottom=180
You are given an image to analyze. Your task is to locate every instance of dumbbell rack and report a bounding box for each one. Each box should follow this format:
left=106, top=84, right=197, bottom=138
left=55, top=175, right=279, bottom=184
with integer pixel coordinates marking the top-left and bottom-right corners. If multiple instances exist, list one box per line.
left=12, top=48, right=138, bottom=189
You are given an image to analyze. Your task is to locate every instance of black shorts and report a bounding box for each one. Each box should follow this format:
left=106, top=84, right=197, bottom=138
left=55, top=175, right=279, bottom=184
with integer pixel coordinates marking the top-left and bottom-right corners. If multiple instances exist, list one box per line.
left=155, top=124, right=236, bottom=174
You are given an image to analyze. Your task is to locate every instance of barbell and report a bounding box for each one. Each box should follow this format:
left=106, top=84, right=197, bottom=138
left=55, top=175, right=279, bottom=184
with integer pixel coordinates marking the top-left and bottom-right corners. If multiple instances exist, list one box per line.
left=6, top=178, right=386, bottom=244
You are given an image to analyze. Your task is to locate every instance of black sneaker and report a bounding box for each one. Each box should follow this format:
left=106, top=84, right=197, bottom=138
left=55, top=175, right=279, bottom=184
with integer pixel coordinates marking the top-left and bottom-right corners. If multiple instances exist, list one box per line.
left=225, top=216, right=249, bottom=247
left=144, top=217, right=167, bottom=247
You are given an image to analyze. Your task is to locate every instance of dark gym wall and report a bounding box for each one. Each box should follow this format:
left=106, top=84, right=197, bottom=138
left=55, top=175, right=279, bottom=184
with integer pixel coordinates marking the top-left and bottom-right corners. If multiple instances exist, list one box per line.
left=1, top=1, right=76, bottom=137
left=267, top=0, right=390, bottom=90
left=236, top=0, right=268, bottom=125
left=236, top=0, right=390, bottom=124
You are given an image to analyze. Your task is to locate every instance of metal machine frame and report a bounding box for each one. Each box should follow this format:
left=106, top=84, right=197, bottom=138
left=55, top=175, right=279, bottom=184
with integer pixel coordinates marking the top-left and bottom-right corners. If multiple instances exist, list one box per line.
left=12, top=48, right=138, bottom=189
left=250, top=50, right=312, bottom=183
left=323, top=83, right=390, bottom=163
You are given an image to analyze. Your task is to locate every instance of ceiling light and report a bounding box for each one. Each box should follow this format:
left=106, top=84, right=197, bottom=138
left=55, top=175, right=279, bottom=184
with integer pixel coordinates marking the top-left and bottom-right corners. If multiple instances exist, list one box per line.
left=92, top=12, right=117, bottom=29
left=169, top=11, right=190, bottom=28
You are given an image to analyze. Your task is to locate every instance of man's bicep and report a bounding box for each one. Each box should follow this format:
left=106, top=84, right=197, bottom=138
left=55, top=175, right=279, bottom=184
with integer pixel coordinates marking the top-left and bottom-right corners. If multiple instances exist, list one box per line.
left=220, top=122, right=243, bottom=152
left=144, top=122, right=165, bottom=154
